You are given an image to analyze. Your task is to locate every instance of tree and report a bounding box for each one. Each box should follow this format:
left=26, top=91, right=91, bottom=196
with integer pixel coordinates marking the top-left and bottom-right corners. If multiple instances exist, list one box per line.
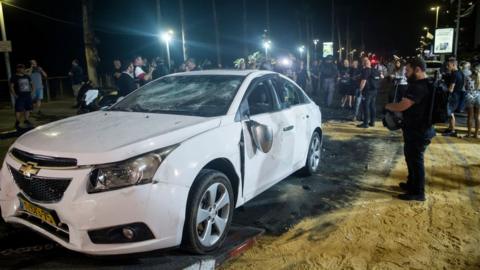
left=82, top=0, right=98, bottom=86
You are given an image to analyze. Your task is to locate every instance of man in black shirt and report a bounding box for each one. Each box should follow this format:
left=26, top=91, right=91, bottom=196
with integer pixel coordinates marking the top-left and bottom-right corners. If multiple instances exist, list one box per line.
left=357, top=57, right=379, bottom=128
left=385, top=57, right=435, bottom=201
left=443, top=58, right=465, bottom=137
left=117, top=63, right=136, bottom=97
left=10, top=64, right=34, bottom=129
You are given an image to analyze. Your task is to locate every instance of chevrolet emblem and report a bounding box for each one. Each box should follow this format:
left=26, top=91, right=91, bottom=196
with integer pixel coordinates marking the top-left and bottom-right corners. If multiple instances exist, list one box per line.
left=19, top=163, right=40, bottom=177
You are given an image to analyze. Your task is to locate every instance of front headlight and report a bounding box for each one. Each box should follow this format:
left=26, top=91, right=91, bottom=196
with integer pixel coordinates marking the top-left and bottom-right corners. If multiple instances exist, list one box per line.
left=87, top=145, right=177, bottom=193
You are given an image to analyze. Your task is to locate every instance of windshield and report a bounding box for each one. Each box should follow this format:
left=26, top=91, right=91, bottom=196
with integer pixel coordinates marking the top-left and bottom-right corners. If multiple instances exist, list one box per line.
left=110, top=75, right=244, bottom=117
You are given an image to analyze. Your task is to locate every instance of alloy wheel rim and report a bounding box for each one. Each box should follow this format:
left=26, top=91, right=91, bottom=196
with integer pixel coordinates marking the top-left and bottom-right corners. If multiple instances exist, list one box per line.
left=196, top=182, right=230, bottom=247
left=309, top=135, right=321, bottom=171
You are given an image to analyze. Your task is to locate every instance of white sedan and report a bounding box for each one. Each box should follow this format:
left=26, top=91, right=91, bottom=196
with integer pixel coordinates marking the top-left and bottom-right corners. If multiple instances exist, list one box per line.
left=0, top=70, right=322, bottom=255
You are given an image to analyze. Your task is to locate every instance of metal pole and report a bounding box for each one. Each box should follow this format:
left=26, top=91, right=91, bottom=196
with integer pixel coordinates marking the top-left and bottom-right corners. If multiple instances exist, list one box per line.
left=454, top=0, right=461, bottom=57
left=435, top=7, right=439, bottom=28
left=179, top=0, right=187, bottom=62
left=166, top=41, right=171, bottom=71
left=0, top=2, right=13, bottom=108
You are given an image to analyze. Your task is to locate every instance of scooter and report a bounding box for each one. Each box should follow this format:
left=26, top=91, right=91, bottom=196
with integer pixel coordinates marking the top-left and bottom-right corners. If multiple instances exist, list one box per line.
left=77, top=82, right=120, bottom=114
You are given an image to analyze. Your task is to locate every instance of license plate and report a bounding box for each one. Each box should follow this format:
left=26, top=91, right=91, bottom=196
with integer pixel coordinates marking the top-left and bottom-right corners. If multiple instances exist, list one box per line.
left=18, top=195, right=58, bottom=227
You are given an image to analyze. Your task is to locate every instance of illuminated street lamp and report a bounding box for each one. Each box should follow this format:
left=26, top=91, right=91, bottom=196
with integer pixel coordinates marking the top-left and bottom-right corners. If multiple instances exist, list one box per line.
left=263, top=40, right=272, bottom=59
left=160, top=30, right=174, bottom=70
left=430, top=6, right=440, bottom=28
left=298, top=45, right=305, bottom=58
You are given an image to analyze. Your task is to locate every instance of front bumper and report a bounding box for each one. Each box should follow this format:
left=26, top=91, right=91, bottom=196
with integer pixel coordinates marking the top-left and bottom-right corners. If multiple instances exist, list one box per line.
left=0, top=154, right=190, bottom=255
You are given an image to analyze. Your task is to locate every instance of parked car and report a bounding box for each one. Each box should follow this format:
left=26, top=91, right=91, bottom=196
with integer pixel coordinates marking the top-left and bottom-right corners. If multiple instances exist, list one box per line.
left=0, top=70, right=323, bottom=255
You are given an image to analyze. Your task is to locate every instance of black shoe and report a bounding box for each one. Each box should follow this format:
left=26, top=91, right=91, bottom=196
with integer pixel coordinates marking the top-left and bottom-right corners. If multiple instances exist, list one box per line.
left=399, top=182, right=412, bottom=191
left=442, top=129, right=457, bottom=137
left=357, top=124, right=369, bottom=128
left=398, top=193, right=425, bottom=201
left=14, top=121, right=20, bottom=130
left=369, top=122, right=375, bottom=127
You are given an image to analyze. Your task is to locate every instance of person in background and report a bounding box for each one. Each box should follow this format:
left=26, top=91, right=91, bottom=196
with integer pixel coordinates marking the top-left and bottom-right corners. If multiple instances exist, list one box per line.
left=10, top=64, right=34, bottom=129
left=112, top=59, right=122, bottom=87
left=133, top=56, right=154, bottom=87
left=465, top=64, right=480, bottom=138
left=310, top=59, right=320, bottom=97
left=357, top=56, right=379, bottom=128
left=26, top=59, right=47, bottom=114
left=185, top=58, right=201, bottom=72
left=68, top=59, right=84, bottom=106
left=152, top=57, right=169, bottom=80
left=319, top=55, right=338, bottom=107
left=339, top=59, right=352, bottom=109
left=443, top=57, right=465, bottom=137
left=350, top=59, right=363, bottom=121
left=385, top=57, right=435, bottom=201
left=296, top=60, right=309, bottom=91
left=117, top=62, right=136, bottom=97
left=390, top=59, right=408, bottom=102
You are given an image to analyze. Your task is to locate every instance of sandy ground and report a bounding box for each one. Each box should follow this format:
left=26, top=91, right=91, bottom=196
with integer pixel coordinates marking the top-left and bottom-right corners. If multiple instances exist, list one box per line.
left=226, top=121, right=480, bottom=270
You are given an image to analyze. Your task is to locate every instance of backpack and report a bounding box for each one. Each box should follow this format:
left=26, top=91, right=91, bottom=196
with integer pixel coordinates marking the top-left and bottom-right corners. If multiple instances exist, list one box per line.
left=428, top=79, right=449, bottom=125
left=368, top=68, right=382, bottom=90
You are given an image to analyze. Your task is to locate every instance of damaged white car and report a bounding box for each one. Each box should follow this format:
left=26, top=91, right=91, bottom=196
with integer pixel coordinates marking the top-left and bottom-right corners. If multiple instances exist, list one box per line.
left=0, top=70, right=322, bottom=255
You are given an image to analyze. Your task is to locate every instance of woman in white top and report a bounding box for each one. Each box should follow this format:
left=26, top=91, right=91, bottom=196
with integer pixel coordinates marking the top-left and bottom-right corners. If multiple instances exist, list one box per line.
left=390, top=59, right=408, bottom=102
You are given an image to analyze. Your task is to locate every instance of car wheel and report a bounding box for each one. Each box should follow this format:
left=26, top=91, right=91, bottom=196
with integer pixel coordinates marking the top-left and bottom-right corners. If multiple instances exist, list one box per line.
left=183, top=169, right=234, bottom=254
left=300, top=131, right=322, bottom=176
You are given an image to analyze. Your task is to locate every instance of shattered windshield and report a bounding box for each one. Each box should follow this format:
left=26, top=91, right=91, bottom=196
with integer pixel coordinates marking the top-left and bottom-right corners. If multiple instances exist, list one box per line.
left=110, top=75, right=244, bottom=117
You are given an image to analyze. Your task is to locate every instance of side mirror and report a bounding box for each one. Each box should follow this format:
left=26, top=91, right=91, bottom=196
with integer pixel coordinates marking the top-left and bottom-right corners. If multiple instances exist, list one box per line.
left=247, top=120, right=273, bottom=153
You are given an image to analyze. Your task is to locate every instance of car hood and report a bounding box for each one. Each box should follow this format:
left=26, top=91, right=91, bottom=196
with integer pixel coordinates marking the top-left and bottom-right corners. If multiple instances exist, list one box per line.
left=14, top=111, right=221, bottom=165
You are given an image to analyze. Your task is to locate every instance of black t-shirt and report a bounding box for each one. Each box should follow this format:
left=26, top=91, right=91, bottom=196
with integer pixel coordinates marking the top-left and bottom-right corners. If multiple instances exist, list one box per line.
left=117, top=73, right=136, bottom=96
left=361, top=68, right=372, bottom=91
left=449, top=70, right=464, bottom=93
left=403, top=78, right=431, bottom=131
left=339, top=66, right=351, bottom=84
left=320, top=63, right=338, bottom=79
left=10, top=74, right=32, bottom=96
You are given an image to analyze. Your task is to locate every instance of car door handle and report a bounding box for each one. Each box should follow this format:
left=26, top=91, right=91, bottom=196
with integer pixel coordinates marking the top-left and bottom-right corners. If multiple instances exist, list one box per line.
left=283, top=125, right=294, bottom=132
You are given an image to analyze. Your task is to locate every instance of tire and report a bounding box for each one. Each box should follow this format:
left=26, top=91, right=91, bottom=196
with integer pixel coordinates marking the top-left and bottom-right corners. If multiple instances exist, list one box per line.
left=300, top=131, right=322, bottom=176
left=183, top=169, right=234, bottom=254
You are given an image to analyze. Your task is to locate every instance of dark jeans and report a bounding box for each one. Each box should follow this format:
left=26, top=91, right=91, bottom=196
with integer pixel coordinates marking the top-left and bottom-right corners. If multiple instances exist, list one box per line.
left=362, top=91, right=377, bottom=126
left=323, top=78, right=336, bottom=107
left=403, top=127, right=435, bottom=195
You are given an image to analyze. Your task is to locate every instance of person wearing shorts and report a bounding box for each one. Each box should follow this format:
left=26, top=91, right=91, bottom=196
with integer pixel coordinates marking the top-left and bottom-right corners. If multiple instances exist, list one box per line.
left=27, top=59, right=47, bottom=114
left=465, top=64, right=480, bottom=138
left=443, top=58, right=465, bottom=137
left=10, top=64, right=34, bottom=129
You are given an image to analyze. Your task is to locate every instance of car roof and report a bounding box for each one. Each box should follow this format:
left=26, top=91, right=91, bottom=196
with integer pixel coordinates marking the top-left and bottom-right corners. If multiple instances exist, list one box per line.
left=168, top=69, right=276, bottom=77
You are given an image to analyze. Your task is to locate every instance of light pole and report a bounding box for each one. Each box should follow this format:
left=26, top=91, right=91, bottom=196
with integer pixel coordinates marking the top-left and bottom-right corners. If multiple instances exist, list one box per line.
left=430, top=6, right=440, bottom=29
left=313, top=39, right=319, bottom=60
left=298, top=45, right=305, bottom=59
left=160, top=30, right=173, bottom=70
left=263, top=40, right=271, bottom=60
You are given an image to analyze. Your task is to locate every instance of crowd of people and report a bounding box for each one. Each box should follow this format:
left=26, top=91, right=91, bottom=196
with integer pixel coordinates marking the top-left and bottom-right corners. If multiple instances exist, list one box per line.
left=8, top=48, right=480, bottom=140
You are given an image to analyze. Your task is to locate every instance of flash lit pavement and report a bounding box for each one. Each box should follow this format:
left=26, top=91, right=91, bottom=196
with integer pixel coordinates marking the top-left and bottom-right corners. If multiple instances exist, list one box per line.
left=0, top=101, right=479, bottom=269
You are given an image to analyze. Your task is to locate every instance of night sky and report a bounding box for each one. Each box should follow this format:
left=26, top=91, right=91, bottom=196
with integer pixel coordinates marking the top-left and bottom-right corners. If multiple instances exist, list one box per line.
left=0, top=0, right=472, bottom=77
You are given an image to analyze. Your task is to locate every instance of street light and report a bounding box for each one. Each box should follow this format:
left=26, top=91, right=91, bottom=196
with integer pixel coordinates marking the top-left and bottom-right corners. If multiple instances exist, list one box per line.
left=160, top=30, right=173, bottom=70
left=298, top=45, right=305, bottom=58
left=430, top=6, right=440, bottom=28
left=263, top=40, right=271, bottom=59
